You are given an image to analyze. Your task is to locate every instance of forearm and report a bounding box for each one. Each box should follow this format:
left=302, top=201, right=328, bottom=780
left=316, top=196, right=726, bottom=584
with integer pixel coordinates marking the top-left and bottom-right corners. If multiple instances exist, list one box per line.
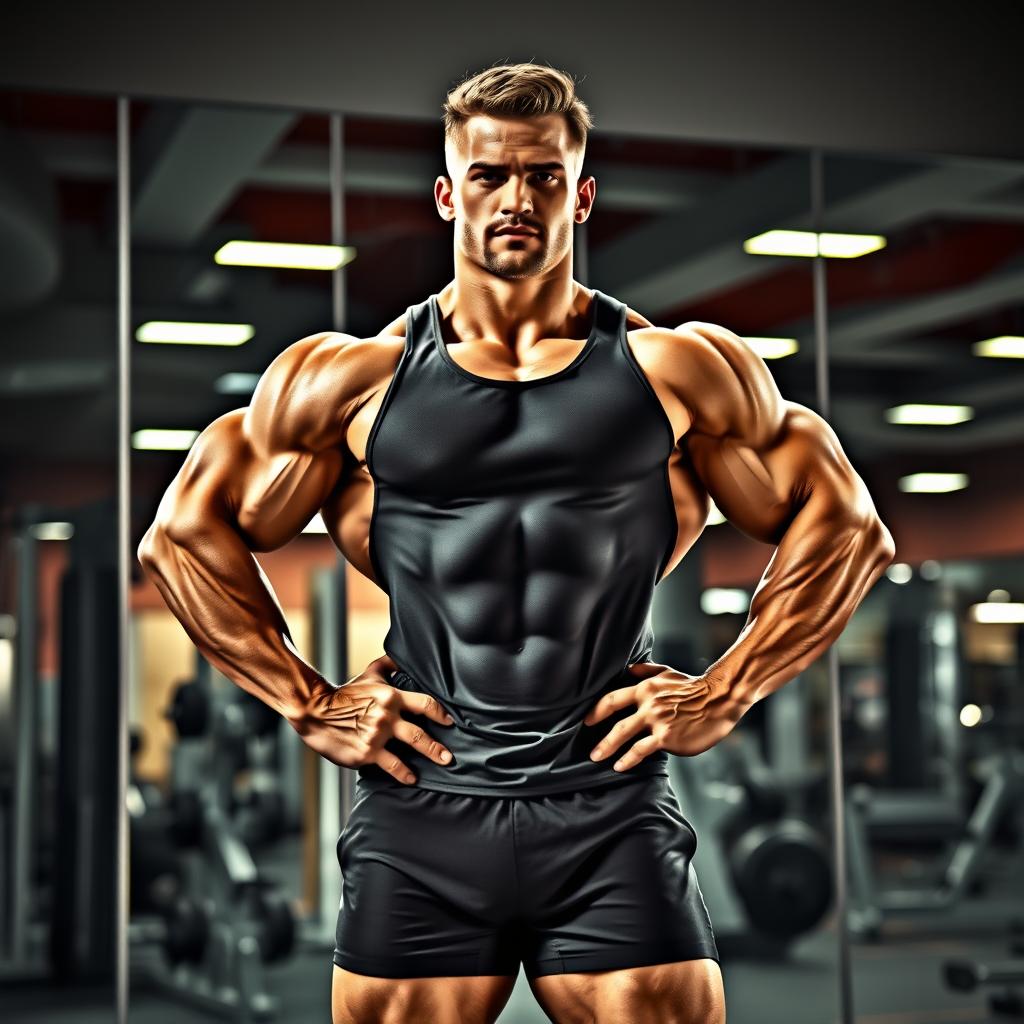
left=138, top=518, right=330, bottom=723
left=706, top=503, right=894, bottom=719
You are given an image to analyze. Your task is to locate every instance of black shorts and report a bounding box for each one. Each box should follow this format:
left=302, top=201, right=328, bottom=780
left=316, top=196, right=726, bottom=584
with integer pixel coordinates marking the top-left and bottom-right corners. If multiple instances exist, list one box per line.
left=333, top=772, right=719, bottom=979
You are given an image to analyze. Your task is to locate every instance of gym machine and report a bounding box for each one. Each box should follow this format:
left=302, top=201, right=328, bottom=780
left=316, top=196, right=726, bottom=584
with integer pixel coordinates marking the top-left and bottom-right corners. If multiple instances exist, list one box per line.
left=128, top=659, right=298, bottom=1021
left=844, top=580, right=1024, bottom=939
left=0, top=502, right=119, bottom=985
left=846, top=744, right=1024, bottom=939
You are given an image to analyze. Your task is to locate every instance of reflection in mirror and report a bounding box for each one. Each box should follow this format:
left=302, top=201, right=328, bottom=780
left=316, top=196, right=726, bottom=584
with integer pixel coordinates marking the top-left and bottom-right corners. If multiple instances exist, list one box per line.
left=128, top=99, right=338, bottom=1021
left=126, top=95, right=846, bottom=1024
left=822, top=149, right=1024, bottom=1019
left=649, top=149, right=853, bottom=1024
left=0, top=91, right=119, bottom=1018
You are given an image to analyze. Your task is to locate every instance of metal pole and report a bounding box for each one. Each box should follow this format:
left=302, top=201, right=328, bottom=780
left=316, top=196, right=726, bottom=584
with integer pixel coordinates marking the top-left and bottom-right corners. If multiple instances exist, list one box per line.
left=322, top=111, right=354, bottom=934
left=115, top=94, right=132, bottom=1024
left=10, top=523, right=38, bottom=964
left=810, top=147, right=855, bottom=1024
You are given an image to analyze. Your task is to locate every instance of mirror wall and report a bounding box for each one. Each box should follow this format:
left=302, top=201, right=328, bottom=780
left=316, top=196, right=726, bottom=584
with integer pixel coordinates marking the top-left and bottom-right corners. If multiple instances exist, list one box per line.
left=0, top=90, right=120, bottom=1017
left=823, top=149, right=1024, bottom=1018
left=1, top=88, right=877, bottom=1024
left=122, top=101, right=837, bottom=1023
left=127, top=99, right=339, bottom=1021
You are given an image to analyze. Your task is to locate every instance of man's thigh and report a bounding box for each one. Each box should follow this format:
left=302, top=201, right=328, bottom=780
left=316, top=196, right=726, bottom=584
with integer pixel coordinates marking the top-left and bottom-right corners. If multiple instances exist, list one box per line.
left=527, top=958, right=725, bottom=1024
left=332, top=965, right=517, bottom=1024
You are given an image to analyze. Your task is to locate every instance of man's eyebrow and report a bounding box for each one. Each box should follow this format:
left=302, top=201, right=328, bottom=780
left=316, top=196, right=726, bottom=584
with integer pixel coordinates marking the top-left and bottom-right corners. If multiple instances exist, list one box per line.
left=468, top=161, right=565, bottom=172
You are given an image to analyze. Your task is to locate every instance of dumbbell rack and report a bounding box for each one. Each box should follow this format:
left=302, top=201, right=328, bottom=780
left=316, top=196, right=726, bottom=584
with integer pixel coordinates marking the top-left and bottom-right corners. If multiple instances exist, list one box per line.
left=131, top=803, right=281, bottom=1022
left=130, top=672, right=295, bottom=1021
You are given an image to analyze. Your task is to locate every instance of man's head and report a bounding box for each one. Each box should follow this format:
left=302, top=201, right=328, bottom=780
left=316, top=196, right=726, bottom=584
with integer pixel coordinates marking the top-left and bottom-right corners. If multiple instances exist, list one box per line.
left=435, top=62, right=596, bottom=280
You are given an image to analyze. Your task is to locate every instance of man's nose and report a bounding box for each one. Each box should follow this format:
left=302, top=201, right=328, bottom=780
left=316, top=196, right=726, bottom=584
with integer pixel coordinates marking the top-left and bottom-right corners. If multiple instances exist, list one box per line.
left=499, top=177, right=533, bottom=216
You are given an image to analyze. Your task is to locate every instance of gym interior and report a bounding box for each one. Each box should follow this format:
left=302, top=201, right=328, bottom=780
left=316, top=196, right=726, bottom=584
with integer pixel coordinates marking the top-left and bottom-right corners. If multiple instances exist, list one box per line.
left=2, top=9, right=1023, bottom=1023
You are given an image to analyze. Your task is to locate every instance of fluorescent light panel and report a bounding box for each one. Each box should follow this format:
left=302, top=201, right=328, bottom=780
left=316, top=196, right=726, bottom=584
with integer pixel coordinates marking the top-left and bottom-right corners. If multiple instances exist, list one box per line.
left=885, top=404, right=974, bottom=426
left=214, top=240, right=356, bottom=270
left=701, top=588, right=750, bottom=615
left=970, top=602, right=1024, bottom=624
left=132, top=429, right=200, bottom=451
left=744, top=230, right=886, bottom=258
left=136, top=321, right=254, bottom=346
left=30, top=522, right=75, bottom=541
left=215, top=372, right=261, bottom=395
left=743, top=337, right=798, bottom=359
left=898, top=472, right=968, bottom=493
left=973, top=335, right=1024, bottom=359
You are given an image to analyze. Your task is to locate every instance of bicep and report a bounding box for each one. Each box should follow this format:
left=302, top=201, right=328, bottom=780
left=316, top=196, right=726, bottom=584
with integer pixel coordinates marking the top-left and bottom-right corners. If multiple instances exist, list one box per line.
left=687, top=402, right=882, bottom=547
left=153, top=332, right=359, bottom=551
left=151, top=409, right=343, bottom=552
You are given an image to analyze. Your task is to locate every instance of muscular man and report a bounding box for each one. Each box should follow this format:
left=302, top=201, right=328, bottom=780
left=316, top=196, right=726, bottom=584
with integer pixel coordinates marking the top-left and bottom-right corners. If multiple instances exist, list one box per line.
left=139, top=63, right=896, bottom=1024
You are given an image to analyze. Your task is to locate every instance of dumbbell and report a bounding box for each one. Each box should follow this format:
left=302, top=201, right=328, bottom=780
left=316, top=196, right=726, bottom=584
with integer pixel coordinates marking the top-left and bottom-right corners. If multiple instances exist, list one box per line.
left=243, top=885, right=297, bottom=964
left=129, top=896, right=211, bottom=965
left=166, top=679, right=209, bottom=738
left=232, top=785, right=288, bottom=846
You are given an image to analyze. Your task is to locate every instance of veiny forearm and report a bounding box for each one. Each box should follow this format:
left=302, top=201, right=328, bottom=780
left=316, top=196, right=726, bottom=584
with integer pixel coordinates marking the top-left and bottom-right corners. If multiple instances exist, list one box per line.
left=706, top=501, right=894, bottom=719
left=138, top=518, right=329, bottom=723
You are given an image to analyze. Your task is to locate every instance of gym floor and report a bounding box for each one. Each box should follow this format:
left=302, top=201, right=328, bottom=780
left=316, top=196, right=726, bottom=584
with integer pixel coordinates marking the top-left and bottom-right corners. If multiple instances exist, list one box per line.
left=4, top=835, right=1019, bottom=1023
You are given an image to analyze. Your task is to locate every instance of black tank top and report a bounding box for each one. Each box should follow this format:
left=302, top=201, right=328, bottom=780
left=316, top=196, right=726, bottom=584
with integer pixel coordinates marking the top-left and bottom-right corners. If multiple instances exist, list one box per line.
left=357, top=288, right=678, bottom=796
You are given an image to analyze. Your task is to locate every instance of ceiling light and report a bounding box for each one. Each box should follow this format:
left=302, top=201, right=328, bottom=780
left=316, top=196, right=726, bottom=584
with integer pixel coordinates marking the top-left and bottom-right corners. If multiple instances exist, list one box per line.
left=898, top=472, right=968, bottom=493
left=886, top=563, right=913, bottom=584
left=29, top=522, right=74, bottom=541
left=743, top=230, right=886, bottom=258
left=885, top=403, right=974, bottom=425
left=959, top=704, right=983, bottom=727
left=973, top=335, right=1024, bottom=359
left=132, top=429, right=200, bottom=451
left=743, top=337, right=799, bottom=359
left=700, top=588, right=750, bottom=615
left=969, top=602, right=1024, bottom=624
left=215, top=372, right=261, bottom=395
left=214, top=240, right=356, bottom=270
left=136, top=321, right=254, bottom=346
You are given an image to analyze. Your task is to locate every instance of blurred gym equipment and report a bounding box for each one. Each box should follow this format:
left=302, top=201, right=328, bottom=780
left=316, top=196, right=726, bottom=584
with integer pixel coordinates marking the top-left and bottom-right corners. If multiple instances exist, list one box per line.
left=126, top=665, right=299, bottom=1020
left=944, top=920, right=1024, bottom=1017
left=669, top=722, right=833, bottom=955
left=846, top=743, right=1024, bottom=939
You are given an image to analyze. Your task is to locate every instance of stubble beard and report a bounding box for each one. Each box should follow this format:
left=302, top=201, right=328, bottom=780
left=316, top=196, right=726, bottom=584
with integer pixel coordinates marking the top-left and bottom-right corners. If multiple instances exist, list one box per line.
left=464, top=219, right=573, bottom=280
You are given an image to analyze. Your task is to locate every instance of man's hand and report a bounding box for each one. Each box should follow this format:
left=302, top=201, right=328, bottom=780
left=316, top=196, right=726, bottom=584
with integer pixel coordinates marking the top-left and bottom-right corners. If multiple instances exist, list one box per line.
left=584, top=661, right=738, bottom=770
left=289, top=654, right=454, bottom=785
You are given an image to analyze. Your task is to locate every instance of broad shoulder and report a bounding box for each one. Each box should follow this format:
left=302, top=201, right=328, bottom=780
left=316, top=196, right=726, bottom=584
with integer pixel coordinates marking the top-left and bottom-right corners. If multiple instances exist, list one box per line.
left=625, top=317, right=786, bottom=446
left=243, top=317, right=409, bottom=455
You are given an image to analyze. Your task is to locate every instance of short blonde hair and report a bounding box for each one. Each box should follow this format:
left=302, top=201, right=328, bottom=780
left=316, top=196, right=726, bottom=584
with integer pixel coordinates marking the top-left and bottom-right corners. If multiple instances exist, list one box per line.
left=442, top=62, right=593, bottom=162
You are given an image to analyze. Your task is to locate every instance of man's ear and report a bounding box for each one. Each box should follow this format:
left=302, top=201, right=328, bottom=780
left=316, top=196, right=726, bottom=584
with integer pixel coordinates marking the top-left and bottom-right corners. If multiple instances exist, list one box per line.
left=574, top=175, right=597, bottom=224
left=434, top=175, right=456, bottom=222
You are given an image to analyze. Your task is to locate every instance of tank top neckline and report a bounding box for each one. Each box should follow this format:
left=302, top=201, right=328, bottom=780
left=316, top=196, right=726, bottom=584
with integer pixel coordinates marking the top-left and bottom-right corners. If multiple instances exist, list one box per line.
left=427, top=289, right=604, bottom=390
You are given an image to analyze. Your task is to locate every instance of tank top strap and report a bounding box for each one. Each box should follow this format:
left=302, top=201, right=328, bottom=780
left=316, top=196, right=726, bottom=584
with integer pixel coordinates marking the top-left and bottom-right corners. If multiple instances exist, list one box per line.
left=590, top=287, right=625, bottom=343
left=402, top=294, right=438, bottom=363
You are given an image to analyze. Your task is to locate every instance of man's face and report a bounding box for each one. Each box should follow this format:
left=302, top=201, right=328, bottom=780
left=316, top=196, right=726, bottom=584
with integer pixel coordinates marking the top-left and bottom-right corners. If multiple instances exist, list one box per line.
left=436, top=113, right=595, bottom=280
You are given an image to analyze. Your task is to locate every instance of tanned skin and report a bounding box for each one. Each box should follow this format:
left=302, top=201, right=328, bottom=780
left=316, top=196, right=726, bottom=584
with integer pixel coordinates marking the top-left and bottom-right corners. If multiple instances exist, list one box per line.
left=139, top=111, right=896, bottom=1024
